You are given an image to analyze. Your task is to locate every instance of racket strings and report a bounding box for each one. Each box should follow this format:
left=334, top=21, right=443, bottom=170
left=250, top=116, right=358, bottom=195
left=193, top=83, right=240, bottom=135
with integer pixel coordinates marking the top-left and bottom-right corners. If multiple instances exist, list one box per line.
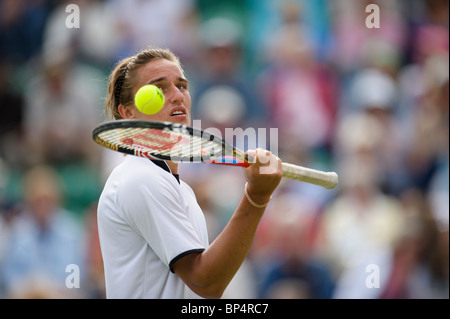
left=98, top=127, right=225, bottom=161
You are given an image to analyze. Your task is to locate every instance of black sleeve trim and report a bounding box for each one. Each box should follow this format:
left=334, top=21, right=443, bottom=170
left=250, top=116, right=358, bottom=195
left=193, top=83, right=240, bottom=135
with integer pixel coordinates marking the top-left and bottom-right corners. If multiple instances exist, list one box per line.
left=169, top=249, right=205, bottom=273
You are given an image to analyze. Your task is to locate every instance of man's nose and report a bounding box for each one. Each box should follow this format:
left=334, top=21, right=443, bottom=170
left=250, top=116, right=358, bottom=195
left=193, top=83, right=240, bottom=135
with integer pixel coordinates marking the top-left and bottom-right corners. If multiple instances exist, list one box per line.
left=168, top=85, right=184, bottom=104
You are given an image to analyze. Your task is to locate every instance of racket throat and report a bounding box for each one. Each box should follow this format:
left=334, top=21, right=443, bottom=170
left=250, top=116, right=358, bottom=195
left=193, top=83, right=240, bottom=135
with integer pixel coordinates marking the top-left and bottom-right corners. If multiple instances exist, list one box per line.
left=210, top=156, right=250, bottom=167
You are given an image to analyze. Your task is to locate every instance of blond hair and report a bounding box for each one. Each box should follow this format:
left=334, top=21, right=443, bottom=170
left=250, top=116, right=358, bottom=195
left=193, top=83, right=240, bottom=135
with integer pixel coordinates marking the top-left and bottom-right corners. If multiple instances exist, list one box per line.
left=104, top=48, right=182, bottom=120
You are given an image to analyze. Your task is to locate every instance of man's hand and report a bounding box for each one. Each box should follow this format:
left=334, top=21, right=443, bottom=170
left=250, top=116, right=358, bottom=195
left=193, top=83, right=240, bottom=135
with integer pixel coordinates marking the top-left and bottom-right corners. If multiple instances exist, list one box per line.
left=243, top=148, right=283, bottom=206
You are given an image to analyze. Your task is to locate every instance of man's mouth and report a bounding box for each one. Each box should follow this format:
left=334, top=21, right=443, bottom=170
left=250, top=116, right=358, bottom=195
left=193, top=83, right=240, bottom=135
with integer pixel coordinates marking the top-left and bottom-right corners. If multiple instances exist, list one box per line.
left=170, top=108, right=187, bottom=117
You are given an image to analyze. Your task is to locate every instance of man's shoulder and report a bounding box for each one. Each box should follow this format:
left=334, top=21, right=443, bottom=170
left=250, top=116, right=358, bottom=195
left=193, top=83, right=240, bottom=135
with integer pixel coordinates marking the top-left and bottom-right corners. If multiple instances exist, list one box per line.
left=113, top=156, right=166, bottom=179
left=112, top=156, right=179, bottom=193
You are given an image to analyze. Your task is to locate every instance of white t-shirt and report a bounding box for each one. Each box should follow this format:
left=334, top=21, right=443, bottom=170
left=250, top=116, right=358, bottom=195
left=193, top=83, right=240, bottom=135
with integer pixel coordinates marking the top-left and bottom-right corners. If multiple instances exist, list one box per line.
left=97, top=156, right=209, bottom=298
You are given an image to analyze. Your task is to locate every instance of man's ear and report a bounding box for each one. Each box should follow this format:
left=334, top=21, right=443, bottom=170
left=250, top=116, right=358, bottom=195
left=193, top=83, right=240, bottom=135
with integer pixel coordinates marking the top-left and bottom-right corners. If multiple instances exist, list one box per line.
left=118, top=104, right=136, bottom=119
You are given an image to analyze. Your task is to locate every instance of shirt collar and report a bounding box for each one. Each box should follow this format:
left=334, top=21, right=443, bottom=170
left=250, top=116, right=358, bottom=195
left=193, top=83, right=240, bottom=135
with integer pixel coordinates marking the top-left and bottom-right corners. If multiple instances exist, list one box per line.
left=150, top=159, right=180, bottom=184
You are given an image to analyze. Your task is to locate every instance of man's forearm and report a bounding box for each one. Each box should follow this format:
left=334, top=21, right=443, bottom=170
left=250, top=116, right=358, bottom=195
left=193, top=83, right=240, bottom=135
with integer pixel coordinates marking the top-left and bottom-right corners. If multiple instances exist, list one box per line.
left=173, top=193, right=268, bottom=298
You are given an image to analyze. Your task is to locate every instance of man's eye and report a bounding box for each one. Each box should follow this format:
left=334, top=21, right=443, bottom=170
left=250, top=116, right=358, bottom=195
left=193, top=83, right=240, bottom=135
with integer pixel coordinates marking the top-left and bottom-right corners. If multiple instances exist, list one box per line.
left=177, top=82, right=189, bottom=90
left=156, top=85, right=167, bottom=92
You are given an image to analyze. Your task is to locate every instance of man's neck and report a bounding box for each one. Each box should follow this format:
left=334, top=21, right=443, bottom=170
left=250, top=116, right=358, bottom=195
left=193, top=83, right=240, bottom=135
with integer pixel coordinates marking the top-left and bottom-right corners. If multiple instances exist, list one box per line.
left=166, top=161, right=178, bottom=175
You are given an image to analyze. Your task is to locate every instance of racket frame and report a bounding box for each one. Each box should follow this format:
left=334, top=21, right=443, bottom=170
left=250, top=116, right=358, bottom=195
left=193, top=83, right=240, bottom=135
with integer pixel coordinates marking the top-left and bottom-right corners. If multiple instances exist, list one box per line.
left=93, top=120, right=338, bottom=189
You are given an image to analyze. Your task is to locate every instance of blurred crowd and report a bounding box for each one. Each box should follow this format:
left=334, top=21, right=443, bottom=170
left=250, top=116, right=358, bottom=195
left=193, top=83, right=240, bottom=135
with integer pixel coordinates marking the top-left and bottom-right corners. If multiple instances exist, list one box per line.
left=0, top=0, right=448, bottom=299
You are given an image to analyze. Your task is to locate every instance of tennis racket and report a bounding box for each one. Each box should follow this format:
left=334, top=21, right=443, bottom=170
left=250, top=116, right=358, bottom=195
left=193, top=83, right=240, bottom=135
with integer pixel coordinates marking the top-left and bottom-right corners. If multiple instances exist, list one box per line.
left=92, top=120, right=338, bottom=189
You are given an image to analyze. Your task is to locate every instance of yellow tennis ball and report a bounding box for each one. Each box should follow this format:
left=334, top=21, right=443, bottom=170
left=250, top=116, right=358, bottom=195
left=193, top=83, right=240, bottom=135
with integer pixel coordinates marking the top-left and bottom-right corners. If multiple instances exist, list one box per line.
left=134, top=85, right=165, bottom=115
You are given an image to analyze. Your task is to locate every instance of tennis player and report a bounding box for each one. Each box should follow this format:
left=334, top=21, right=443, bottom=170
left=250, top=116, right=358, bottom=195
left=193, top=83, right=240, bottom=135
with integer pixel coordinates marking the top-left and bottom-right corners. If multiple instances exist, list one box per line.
left=97, top=48, right=282, bottom=298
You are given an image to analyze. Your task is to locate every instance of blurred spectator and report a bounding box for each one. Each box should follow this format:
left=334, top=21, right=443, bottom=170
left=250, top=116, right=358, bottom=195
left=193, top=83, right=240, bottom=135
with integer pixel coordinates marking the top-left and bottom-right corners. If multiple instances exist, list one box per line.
left=397, top=24, right=448, bottom=151
left=256, top=1, right=337, bottom=157
left=81, top=202, right=105, bottom=298
left=0, top=165, right=85, bottom=298
left=347, top=68, right=398, bottom=115
left=380, top=189, right=448, bottom=298
left=42, top=0, right=120, bottom=67
left=192, top=17, right=265, bottom=134
left=317, top=151, right=405, bottom=298
left=0, top=0, right=53, bottom=64
left=342, top=68, right=406, bottom=195
left=252, top=190, right=335, bottom=299
left=429, top=148, right=449, bottom=232
left=0, top=198, right=12, bottom=296
left=398, top=24, right=448, bottom=111
left=106, top=0, right=198, bottom=61
left=22, top=48, right=104, bottom=166
left=425, top=0, right=449, bottom=26
left=330, top=0, right=407, bottom=74
left=397, top=53, right=449, bottom=193
left=20, top=45, right=105, bottom=216
left=247, top=0, right=333, bottom=71
left=0, top=59, right=24, bottom=166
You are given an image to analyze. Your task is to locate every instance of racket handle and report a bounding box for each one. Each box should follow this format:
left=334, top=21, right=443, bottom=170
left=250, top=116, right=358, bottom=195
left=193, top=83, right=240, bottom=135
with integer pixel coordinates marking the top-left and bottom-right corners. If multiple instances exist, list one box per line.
left=212, top=157, right=338, bottom=189
left=282, top=162, right=338, bottom=189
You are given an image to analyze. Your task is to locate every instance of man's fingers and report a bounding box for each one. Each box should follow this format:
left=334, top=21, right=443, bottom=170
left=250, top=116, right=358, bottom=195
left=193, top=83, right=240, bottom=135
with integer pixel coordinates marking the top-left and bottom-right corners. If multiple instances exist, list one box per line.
left=246, top=149, right=256, bottom=161
left=247, top=148, right=271, bottom=165
left=256, top=149, right=273, bottom=166
left=246, top=148, right=282, bottom=176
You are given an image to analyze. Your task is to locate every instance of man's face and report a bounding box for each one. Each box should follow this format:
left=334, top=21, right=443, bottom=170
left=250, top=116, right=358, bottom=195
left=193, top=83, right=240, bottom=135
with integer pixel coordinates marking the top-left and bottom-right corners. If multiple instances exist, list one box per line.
left=127, top=58, right=191, bottom=126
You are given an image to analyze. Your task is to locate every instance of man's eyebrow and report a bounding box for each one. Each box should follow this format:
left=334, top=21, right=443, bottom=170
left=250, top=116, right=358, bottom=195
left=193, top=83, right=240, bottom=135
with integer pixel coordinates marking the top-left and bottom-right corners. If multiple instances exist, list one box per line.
left=148, top=77, right=165, bottom=85
left=178, top=77, right=188, bottom=84
left=147, top=77, right=188, bottom=85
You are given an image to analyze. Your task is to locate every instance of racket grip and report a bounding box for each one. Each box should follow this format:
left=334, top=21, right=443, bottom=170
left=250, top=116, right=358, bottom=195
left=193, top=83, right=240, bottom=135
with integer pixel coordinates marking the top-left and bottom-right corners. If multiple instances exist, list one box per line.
left=281, top=162, right=338, bottom=189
